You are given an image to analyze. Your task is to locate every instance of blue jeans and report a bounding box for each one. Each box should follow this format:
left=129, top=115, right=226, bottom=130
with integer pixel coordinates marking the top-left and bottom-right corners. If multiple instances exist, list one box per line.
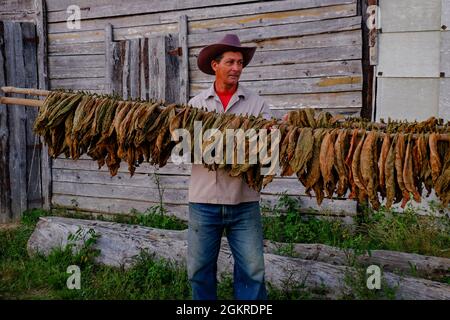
left=187, top=201, right=267, bottom=300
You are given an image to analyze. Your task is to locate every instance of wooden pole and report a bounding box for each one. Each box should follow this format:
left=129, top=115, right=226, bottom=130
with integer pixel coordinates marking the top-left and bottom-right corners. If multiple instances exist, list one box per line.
left=0, top=96, right=43, bottom=107
left=1, top=86, right=50, bottom=96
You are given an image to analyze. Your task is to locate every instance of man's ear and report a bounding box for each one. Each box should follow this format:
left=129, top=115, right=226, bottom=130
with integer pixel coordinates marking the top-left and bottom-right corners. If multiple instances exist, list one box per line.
left=211, top=60, right=217, bottom=73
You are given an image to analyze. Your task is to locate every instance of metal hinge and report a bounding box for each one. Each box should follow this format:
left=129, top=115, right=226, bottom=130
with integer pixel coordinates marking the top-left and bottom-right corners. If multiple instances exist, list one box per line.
left=168, top=47, right=182, bottom=56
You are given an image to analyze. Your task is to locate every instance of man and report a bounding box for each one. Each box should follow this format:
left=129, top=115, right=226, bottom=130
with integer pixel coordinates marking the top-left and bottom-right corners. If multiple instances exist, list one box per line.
left=187, top=34, right=272, bottom=300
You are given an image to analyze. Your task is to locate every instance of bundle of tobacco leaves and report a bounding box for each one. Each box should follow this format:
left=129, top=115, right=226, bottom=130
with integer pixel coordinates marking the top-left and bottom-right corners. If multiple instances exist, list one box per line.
left=284, top=110, right=450, bottom=209
left=33, top=91, right=450, bottom=209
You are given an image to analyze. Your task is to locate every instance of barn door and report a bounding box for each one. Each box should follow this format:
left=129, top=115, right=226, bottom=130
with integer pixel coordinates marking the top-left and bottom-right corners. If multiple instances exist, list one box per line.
left=105, top=17, right=189, bottom=104
left=0, top=21, right=41, bottom=223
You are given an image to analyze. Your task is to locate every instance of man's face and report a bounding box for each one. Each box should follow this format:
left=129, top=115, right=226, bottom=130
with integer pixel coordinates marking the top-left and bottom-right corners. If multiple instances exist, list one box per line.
left=211, top=51, right=244, bottom=87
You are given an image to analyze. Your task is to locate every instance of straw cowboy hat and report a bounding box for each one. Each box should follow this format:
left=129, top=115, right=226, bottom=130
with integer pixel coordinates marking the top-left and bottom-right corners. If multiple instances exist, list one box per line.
left=197, top=34, right=257, bottom=75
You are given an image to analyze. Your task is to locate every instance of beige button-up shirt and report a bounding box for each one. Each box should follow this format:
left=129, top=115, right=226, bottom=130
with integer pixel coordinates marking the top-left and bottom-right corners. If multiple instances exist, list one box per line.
left=187, top=82, right=272, bottom=204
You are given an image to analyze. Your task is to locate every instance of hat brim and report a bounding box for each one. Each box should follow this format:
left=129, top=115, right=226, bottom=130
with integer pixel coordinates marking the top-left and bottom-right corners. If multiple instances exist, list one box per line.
left=197, top=44, right=256, bottom=75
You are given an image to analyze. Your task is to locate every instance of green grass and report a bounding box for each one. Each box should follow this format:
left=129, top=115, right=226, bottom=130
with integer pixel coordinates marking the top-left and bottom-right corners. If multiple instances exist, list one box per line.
left=358, top=204, right=450, bottom=258
left=0, top=207, right=315, bottom=300
left=50, top=205, right=188, bottom=230
left=262, top=194, right=450, bottom=259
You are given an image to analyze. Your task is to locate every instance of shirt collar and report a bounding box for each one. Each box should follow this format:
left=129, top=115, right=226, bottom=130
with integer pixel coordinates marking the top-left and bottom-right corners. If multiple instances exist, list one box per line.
left=205, top=82, right=247, bottom=100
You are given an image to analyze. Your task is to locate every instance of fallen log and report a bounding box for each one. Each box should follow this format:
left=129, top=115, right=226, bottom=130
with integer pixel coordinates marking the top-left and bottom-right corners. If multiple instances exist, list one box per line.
left=27, top=217, right=450, bottom=300
left=263, top=242, right=450, bottom=282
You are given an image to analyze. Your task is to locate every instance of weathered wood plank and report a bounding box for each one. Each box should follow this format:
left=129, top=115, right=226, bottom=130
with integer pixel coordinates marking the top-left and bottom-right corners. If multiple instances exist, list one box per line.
left=48, top=54, right=105, bottom=68
left=0, top=21, right=11, bottom=223
left=22, top=22, right=42, bottom=210
left=129, top=39, right=140, bottom=100
left=190, top=45, right=361, bottom=70
left=262, top=90, right=362, bottom=110
left=49, top=78, right=106, bottom=91
left=189, top=29, right=362, bottom=55
left=53, top=168, right=190, bottom=189
left=52, top=194, right=189, bottom=221
left=46, top=0, right=131, bottom=11
left=49, top=67, right=104, bottom=79
left=165, top=34, right=180, bottom=104
left=191, top=60, right=363, bottom=83
left=179, top=15, right=189, bottom=104
left=35, top=0, right=52, bottom=212
left=188, top=3, right=357, bottom=35
left=46, top=0, right=357, bottom=26
left=188, top=16, right=361, bottom=47
left=47, top=0, right=261, bottom=22
left=121, top=40, right=130, bottom=100
left=53, top=181, right=188, bottom=205
left=139, top=38, right=149, bottom=100
left=378, top=0, right=442, bottom=32
left=378, top=32, right=441, bottom=77
left=52, top=157, right=192, bottom=175
left=148, top=35, right=166, bottom=101
left=48, top=42, right=104, bottom=56
left=191, top=76, right=362, bottom=96
left=0, top=0, right=34, bottom=11
left=4, top=22, right=28, bottom=221
left=105, top=24, right=123, bottom=95
left=48, top=29, right=106, bottom=45
left=0, top=0, right=35, bottom=21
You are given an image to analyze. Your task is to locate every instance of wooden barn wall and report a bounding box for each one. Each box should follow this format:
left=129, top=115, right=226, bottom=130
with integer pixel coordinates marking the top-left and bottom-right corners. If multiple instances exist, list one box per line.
left=46, top=0, right=361, bottom=219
